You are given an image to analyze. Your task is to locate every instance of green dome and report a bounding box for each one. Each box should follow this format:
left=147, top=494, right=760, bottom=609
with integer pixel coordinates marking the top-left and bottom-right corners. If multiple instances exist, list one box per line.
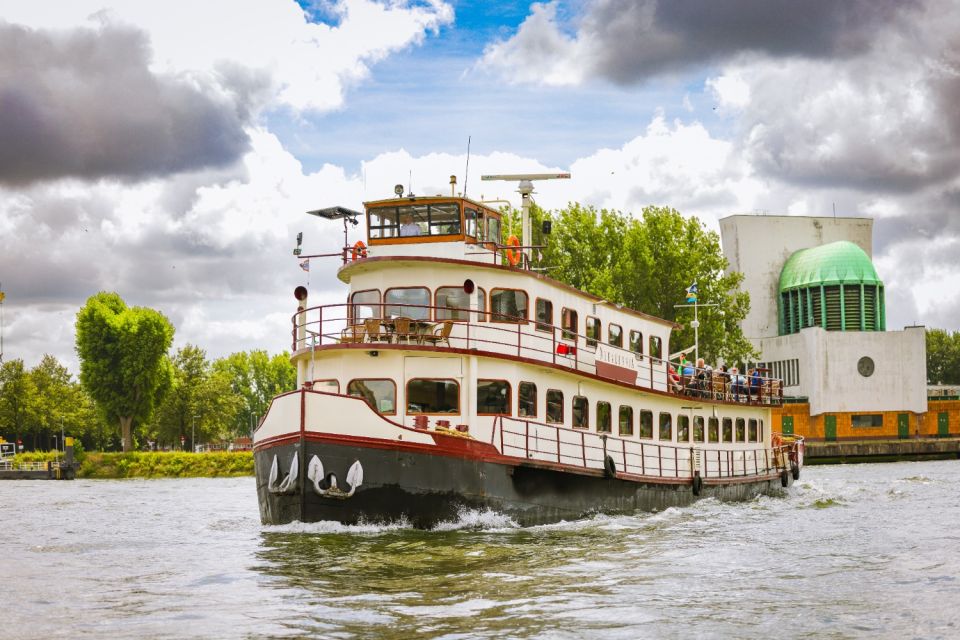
left=779, top=241, right=882, bottom=292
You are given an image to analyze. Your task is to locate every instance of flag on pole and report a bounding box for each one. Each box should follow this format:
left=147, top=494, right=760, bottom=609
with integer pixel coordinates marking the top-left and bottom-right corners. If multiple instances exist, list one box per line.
left=685, top=282, right=698, bottom=303
left=299, top=259, right=310, bottom=272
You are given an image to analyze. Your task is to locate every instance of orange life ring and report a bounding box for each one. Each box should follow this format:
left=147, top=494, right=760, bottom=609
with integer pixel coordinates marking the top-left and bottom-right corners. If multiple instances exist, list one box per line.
left=504, top=235, right=522, bottom=266
left=351, top=240, right=367, bottom=261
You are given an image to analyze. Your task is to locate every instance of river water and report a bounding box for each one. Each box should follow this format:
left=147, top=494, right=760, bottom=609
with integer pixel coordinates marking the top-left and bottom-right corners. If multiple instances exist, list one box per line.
left=4, top=460, right=960, bottom=639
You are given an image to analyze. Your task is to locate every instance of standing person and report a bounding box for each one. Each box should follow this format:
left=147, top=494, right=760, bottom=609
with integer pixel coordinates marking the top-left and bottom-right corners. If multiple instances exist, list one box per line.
left=750, top=367, right=762, bottom=402
left=399, top=212, right=421, bottom=237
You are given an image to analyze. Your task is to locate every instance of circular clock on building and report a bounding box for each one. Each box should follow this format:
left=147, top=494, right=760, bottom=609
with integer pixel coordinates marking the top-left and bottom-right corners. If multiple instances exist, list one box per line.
left=857, top=356, right=875, bottom=377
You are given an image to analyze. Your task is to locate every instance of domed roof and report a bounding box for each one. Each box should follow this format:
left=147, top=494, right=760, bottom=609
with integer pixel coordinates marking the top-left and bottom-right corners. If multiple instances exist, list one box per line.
left=779, top=241, right=883, bottom=291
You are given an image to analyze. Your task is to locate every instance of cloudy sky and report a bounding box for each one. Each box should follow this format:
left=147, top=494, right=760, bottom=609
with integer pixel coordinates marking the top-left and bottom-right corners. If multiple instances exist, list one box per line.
left=1, top=0, right=958, bottom=370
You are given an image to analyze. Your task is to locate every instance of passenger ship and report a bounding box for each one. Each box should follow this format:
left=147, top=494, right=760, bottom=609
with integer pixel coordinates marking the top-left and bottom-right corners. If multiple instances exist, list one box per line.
left=254, top=174, right=803, bottom=527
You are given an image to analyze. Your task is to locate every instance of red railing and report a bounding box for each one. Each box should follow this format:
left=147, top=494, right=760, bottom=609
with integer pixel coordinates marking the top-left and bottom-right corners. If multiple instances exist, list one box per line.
left=293, top=302, right=785, bottom=405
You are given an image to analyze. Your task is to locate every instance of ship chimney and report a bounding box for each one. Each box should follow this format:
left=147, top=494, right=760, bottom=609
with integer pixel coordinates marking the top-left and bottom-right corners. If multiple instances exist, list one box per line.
left=450, top=175, right=457, bottom=196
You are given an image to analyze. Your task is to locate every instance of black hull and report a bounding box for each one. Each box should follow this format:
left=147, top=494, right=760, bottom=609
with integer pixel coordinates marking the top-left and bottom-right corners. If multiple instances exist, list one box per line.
left=255, top=437, right=787, bottom=528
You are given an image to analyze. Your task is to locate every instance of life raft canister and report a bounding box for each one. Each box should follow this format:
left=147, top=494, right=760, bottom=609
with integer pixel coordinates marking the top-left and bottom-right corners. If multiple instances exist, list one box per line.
left=351, top=240, right=367, bottom=261
left=504, top=235, right=522, bottom=266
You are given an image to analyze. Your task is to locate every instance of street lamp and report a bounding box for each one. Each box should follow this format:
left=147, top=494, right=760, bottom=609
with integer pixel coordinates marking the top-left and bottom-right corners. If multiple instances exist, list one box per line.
left=192, top=414, right=200, bottom=453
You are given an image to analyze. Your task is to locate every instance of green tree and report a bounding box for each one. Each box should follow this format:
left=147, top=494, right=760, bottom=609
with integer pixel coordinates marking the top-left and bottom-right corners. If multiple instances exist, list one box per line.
left=927, top=328, right=960, bottom=384
left=75, top=292, right=174, bottom=451
left=213, top=350, right=296, bottom=436
left=0, top=359, right=41, bottom=448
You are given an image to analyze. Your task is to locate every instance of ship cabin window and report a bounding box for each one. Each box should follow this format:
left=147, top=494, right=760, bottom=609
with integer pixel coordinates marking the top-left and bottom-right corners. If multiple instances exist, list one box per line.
left=586, top=316, right=600, bottom=348
left=368, top=203, right=462, bottom=240
left=722, top=418, right=733, bottom=443
left=487, top=215, right=502, bottom=245
left=561, top=308, right=578, bottom=341
left=536, top=298, right=553, bottom=332
left=477, top=287, right=487, bottom=322
left=649, top=336, right=662, bottom=361
left=659, top=413, right=672, bottom=441
left=677, top=415, right=690, bottom=442
left=573, top=396, right=589, bottom=429
left=546, top=389, right=564, bottom=423
left=464, top=207, right=478, bottom=238
left=436, top=286, right=470, bottom=321
left=478, top=379, right=511, bottom=415
left=312, top=379, right=340, bottom=393
left=619, top=405, right=634, bottom=436
left=350, top=289, right=381, bottom=321
left=639, top=410, right=654, bottom=439
left=735, top=418, right=746, bottom=442
left=347, top=379, right=396, bottom=415
left=609, top=324, right=623, bottom=348
left=629, top=330, right=643, bottom=355
left=708, top=417, right=720, bottom=442
left=385, top=287, right=431, bottom=320
left=748, top=419, right=758, bottom=442
left=693, top=416, right=705, bottom=442
left=759, top=419, right=764, bottom=441
left=490, top=288, right=528, bottom=322
left=597, top=401, right=612, bottom=433
left=406, top=378, right=459, bottom=415
left=518, top=382, right=537, bottom=417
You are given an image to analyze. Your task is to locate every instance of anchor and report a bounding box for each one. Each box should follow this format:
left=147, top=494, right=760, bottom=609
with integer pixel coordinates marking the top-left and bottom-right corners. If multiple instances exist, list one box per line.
left=307, top=456, right=363, bottom=499
left=267, top=453, right=299, bottom=494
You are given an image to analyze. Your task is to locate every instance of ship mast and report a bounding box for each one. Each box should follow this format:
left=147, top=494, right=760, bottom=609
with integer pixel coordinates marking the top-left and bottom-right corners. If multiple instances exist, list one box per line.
left=480, top=173, right=570, bottom=266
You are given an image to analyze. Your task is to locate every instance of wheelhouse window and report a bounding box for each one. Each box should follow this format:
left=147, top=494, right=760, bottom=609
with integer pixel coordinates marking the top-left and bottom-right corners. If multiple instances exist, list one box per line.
left=347, top=379, right=396, bottom=414
left=708, top=417, right=720, bottom=443
left=487, top=216, right=502, bottom=245
left=490, top=289, right=528, bottom=322
left=629, top=330, right=643, bottom=355
left=426, top=203, right=461, bottom=235
left=677, top=415, right=690, bottom=442
left=693, top=416, right=705, bottom=443
left=407, top=378, right=459, bottom=414
left=385, top=287, right=430, bottom=320
left=722, top=418, right=733, bottom=443
left=351, top=289, right=381, bottom=321
left=312, top=379, right=339, bottom=393
left=659, top=413, right=672, bottom=441
left=619, top=405, right=634, bottom=436
left=735, top=418, right=746, bottom=442
left=609, top=324, right=623, bottom=348
left=436, top=287, right=470, bottom=321
left=369, top=203, right=461, bottom=239
left=368, top=208, right=399, bottom=239
left=573, top=396, right=589, bottom=429
left=748, top=418, right=758, bottom=442
left=561, top=308, right=578, bottom=341
left=586, top=317, right=600, bottom=348
left=640, top=410, right=653, bottom=439
left=477, top=380, right=510, bottom=415
left=518, top=382, right=537, bottom=418
left=546, top=389, right=564, bottom=424
left=536, top=298, right=553, bottom=332
left=649, top=336, right=662, bottom=361
left=465, top=207, right=478, bottom=238
left=597, top=401, right=612, bottom=433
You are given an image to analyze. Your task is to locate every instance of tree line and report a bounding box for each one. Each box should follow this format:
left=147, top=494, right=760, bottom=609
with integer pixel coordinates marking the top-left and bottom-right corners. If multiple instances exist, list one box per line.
left=927, top=328, right=960, bottom=385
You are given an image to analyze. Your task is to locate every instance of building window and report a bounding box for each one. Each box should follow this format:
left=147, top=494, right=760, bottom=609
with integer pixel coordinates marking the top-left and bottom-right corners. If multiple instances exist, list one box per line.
left=597, top=401, right=612, bottom=433
left=735, top=418, right=746, bottom=442
left=586, top=317, right=600, bottom=348
left=435, top=287, right=471, bottom=321
left=677, top=415, right=690, bottom=442
left=312, top=379, right=339, bottom=393
left=573, top=396, right=589, bottom=429
left=518, top=382, right=537, bottom=418
left=722, top=418, right=733, bottom=443
left=546, top=389, right=563, bottom=424
left=490, top=288, right=528, bottom=322
left=852, top=414, right=883, bottom=428
left=708, top=417, right=720, bottom=442
left=693, top=416, right=705, bottom=443
left=350, top=289, right=381, bottom=321
left=640, top=410, right=654, bottom=439
left=406, top=379, right=459, bottom=414
left=561, top=308, right=578, bottom=341
left=347, top=379, right=396, bottom=414
left=748, top=419, right=758, bottom=442
left=758, top=358, right=800, bottom=387
left=619, top=406, right=634, bottom=436
left=659, top=413, right=672, bottom=441
left=477, top=379, right=510, bottom=415
left=609, top=324, right=623, bottom=348
left=385, top=287, right=430, bottom=320
left=536, top=298, right=553, bottom=332
left=649, top=336, right=662, bottom=361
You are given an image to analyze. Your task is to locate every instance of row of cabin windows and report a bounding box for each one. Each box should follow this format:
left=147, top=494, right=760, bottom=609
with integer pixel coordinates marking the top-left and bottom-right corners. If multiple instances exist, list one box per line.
left=321, top=378, right=762, bottom=443
left=368, top=204, right=502, bottom=243
left=351, top=287, right=663, bottom=358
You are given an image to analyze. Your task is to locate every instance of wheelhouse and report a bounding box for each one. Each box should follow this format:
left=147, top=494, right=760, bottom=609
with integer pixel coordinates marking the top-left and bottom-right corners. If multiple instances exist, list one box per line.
left=365, top=196, right=504, bottom=249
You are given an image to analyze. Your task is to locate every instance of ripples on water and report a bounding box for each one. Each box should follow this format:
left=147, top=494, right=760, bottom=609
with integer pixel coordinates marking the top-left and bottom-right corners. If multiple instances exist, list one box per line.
left=4, top=460, right=960, bottom=639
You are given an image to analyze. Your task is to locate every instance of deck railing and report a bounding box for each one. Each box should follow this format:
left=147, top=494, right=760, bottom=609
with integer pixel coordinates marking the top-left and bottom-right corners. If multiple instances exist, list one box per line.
left=293, top=302, right=784, bottom=405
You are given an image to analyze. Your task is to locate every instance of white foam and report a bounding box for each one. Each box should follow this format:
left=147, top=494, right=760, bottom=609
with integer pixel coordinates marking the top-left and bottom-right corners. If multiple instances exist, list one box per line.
left=431, top=508, right=519, bottom=531
left=263, top=517, right=412, bottom=534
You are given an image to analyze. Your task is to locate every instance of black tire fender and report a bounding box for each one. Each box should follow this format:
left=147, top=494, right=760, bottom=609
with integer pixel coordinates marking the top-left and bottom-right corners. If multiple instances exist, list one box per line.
left=791, top=461, right=800, bottom=481
left=692, top=473, right=703, bottom=496
left=780, top=469, right=789, bottom=487
left=603, top=455, right=617, bottom=478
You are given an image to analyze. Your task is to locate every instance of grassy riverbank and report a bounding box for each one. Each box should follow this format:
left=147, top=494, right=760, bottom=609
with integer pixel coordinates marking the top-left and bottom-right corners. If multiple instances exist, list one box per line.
left=11, top=450, right=254, bottom=478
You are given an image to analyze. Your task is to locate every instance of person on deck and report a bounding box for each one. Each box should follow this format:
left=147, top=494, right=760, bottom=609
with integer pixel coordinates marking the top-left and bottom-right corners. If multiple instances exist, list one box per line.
left=400, top=213, right=421, bottom=237
left=749, top=367, right=762, bottom=402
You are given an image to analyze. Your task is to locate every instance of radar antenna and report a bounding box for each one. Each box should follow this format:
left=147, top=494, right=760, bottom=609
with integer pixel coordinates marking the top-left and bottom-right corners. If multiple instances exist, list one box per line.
left=480, top=172, right=570, bottom=266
